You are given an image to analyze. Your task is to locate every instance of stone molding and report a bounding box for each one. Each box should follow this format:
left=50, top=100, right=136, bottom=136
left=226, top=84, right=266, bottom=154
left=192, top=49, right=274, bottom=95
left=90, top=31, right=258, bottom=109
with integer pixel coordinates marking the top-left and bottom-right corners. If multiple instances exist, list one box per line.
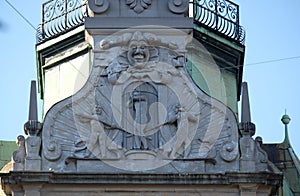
left=88, top=0, right=189, bottom=17
left=1, top=172, right=282, bottom=186
left=0, top=172, right=282, bottom=196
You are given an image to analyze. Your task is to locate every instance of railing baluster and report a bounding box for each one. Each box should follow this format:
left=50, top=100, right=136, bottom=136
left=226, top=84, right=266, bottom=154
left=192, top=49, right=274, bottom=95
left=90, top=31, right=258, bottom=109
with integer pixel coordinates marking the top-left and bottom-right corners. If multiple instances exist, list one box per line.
left=215, top=0, right=218, bottom=31
left=236, top=4, right=239, bottom=41
left=42, top=3, right=45, bottom=40
left=37, top=0, right=244, bottom=45
left=64, top=0, right=67, bottom=30
left=192, top=0, right=245, bottom=45
left=37, top=0, right=88, bottom=44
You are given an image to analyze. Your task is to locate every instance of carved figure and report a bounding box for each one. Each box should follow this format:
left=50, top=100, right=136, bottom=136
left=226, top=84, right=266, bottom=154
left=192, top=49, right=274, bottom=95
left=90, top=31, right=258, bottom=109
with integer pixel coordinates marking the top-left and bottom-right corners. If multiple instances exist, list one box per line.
left=78, top=106, right=107, bottom=158
left=127, top=32, right=150, bottom=68
left=255, top=137, right=268, bottom=171
left=104, top=59, right=129, bottom=84
left=102, top=32, right=159, bottom=84
left=169, top=105, right=198, bottom=158
left=100, top=31, right=181, bottom=84
left=166, top=104, right=181, bottom=125
left=12, top=135, right=26, bottom=170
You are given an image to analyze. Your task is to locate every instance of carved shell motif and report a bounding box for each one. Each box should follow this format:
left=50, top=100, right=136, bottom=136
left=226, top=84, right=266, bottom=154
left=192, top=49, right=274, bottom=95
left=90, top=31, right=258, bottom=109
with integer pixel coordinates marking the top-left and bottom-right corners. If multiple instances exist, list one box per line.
left=126, top=0, right=152, bottom=14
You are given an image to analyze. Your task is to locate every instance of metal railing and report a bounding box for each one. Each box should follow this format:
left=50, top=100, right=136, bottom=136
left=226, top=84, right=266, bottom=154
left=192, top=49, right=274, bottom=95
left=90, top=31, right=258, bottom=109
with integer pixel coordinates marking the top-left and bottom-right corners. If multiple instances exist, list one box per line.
left=192, top=0, right=245, bottom=45
left=36, top=0, right=245, bottom=45
left=36, top=0, right=88, bottom=43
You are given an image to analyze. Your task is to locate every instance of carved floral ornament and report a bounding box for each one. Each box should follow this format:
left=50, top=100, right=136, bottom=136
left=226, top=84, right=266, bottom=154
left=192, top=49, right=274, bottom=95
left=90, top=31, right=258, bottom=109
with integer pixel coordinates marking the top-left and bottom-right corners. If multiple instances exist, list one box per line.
left=126, top=0, right=152, bottom=14
left=125, top=0, right=189, bottom=14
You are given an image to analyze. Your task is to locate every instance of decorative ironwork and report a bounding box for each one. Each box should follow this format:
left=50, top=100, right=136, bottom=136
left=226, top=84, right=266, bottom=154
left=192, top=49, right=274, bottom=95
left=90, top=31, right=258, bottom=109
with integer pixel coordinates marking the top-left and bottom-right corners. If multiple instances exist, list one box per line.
left=192, top=0, right=245, bottom=45
left=36, top=0, right=245, bottom=45
left=36, top=0, right=88, bottom=43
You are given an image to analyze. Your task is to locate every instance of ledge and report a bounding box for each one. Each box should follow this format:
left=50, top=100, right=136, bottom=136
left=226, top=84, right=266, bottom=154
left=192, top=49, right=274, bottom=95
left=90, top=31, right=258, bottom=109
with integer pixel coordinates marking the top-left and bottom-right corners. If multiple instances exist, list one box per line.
left=1, top=171, right=282, bottom=185
left=85, top=17, right=193, bottom=34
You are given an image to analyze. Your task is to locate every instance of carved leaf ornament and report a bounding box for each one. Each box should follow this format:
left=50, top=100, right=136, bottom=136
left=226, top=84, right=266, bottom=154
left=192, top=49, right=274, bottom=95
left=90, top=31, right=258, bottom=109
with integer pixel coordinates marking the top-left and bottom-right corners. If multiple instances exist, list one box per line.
left=126, top=0, right=152, bottom=14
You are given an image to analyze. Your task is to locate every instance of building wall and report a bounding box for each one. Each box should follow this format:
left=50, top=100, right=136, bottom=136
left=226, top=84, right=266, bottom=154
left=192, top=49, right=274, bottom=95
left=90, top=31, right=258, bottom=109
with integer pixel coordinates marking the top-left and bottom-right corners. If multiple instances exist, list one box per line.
left=43, top=49, right=90, bottom=115
left=187, top=53, right=238, bottom=114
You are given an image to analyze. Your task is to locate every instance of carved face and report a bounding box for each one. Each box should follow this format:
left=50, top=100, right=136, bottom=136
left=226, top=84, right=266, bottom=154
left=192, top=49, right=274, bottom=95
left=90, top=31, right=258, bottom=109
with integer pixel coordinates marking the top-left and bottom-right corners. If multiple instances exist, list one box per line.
left=127, top=40, right=150, bottom=67
left=16, top=135, right=25, bottom=146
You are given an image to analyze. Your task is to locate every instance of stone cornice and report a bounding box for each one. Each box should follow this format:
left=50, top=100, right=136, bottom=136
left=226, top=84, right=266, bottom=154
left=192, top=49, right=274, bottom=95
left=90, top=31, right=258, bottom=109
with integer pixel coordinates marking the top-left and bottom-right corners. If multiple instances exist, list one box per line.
left=1, top=172, right=282, bottom=186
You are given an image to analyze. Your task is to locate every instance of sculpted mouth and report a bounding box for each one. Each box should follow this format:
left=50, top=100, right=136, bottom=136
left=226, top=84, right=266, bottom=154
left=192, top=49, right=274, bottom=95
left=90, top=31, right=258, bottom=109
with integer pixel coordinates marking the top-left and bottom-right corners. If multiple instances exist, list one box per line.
left=133, top=53, right=146, bottom=61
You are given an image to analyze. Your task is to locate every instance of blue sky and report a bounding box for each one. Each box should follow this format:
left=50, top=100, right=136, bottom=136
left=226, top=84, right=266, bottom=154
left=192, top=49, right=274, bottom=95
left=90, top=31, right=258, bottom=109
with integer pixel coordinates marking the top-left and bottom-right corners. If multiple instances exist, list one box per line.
left=0, top=0, right=299, bottom=156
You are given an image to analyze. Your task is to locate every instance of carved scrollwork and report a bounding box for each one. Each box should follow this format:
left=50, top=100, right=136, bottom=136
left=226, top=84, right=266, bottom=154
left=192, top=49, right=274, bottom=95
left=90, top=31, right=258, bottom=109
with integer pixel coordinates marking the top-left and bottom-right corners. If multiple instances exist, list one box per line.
left=168, top=0, right=189, bottom=14
left=88, top=0, right=110, bottom=14
left=43, top=140, right=62, bottom=161
left=220, top=141, right=238, bottom=162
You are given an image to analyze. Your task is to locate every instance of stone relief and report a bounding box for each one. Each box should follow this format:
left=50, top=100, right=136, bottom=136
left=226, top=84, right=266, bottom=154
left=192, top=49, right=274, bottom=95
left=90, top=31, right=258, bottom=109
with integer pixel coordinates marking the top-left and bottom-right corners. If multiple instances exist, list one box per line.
left=74, top=105, right=122, bottom=159
left=126, top=0, right=152, bottom=14
left=41, top=30, right=240, bottom=173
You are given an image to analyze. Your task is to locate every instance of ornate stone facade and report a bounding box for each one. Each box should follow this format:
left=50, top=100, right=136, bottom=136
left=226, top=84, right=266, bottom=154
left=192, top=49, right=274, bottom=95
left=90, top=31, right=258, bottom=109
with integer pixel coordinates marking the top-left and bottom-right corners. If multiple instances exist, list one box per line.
left=0, top=0, right=282, bottom=195
left=38, top=28, right=243, bottom=173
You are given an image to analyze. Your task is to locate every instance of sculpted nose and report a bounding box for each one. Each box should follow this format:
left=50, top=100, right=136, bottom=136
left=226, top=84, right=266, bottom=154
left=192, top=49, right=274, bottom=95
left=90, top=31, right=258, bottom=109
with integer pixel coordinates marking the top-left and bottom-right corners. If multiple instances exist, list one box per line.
left=136, top=46, right=141, bottom=53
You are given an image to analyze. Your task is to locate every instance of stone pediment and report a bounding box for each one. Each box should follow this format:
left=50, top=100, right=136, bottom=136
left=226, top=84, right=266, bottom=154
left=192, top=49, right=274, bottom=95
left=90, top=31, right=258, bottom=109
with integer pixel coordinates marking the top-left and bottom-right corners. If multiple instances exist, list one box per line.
left=41, top=28, right=240, bottom=173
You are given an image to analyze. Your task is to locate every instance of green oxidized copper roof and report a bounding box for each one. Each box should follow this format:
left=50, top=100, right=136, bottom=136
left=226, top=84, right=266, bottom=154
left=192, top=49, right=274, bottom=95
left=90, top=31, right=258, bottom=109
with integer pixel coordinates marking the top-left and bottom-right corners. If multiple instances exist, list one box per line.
left=263, top=114, right=300, bottom=196
left=0, top=140, right=17, bottom=170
